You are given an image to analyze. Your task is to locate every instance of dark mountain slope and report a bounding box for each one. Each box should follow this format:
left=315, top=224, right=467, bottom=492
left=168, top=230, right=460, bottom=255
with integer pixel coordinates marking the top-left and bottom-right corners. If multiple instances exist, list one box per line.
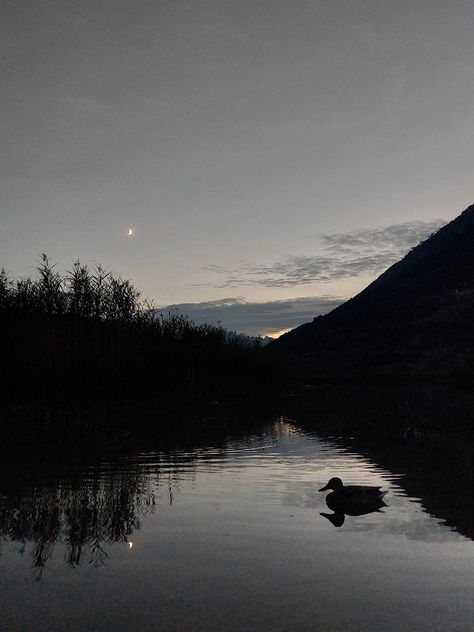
left=271, top=203, right=474, bottom=377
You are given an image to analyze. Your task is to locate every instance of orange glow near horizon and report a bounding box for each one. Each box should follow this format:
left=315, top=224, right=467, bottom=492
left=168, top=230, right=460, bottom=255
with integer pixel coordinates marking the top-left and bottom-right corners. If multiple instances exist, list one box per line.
left=265, top=327, right=292, bottom=339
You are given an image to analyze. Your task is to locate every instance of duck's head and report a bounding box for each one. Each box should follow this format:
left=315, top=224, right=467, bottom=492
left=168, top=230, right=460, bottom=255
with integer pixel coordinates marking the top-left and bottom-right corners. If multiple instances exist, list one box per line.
left=319, top=477, right=344, bottom=492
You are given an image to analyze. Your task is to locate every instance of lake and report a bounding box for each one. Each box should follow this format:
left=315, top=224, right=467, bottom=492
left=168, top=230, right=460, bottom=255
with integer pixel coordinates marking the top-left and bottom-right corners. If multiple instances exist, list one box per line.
left=1, top=416, right=474, bottom=631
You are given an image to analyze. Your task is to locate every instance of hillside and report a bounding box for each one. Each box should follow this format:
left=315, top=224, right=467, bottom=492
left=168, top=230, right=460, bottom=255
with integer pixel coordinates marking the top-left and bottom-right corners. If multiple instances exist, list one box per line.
left=271, top=203, right=474, bottom=377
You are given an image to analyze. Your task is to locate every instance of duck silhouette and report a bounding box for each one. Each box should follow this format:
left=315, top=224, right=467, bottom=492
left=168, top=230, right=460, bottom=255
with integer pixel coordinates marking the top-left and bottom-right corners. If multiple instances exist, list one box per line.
left=319, top=477, right=387, bottom=527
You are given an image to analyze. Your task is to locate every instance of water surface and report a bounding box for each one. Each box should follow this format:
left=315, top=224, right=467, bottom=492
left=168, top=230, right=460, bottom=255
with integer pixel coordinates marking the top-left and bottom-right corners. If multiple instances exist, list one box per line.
left=1, top=419, right=474, bottom=631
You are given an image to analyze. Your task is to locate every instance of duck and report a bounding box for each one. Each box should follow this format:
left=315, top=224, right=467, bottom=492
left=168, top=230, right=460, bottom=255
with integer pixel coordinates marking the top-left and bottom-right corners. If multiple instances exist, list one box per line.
left=319, top=476, right=387, bottom=510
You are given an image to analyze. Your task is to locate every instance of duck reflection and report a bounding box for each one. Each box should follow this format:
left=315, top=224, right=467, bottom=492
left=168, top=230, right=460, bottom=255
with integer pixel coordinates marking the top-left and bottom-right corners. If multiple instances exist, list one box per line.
left=321, top=501, right=387, bottom=527
left=319, top=476, right=387, bottom=528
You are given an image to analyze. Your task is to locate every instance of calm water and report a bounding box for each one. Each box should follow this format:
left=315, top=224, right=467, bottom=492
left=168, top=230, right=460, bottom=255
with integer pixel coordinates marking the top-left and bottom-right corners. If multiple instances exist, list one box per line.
left=1, top=418, right=474, bottom=631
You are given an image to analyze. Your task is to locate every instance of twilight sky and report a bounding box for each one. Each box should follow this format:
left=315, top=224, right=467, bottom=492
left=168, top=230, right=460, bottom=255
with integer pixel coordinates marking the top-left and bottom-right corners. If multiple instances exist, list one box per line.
left=1, top=1, right=473, bottom=335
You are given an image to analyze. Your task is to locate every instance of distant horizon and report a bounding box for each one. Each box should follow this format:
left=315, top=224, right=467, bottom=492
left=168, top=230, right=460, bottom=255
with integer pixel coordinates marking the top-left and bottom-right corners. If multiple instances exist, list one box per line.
left=155, top=297, right=342, bottom=338
left=2, top=212, right=452, bottom=336
left=155, top=214, right=449, bottom=335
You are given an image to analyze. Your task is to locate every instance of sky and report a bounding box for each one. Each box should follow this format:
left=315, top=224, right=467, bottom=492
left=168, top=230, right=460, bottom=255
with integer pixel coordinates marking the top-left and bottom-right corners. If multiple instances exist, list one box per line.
left=1, top=1, right=473, bottom=335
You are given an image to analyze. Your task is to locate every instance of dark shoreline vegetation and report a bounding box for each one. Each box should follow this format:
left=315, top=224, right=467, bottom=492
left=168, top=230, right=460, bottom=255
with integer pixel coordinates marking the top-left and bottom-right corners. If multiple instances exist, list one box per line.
left=0, top=255, right=283, bottom=439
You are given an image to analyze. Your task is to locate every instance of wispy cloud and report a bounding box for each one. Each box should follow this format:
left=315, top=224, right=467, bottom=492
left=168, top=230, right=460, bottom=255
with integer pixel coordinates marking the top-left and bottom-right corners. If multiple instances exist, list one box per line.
left=320, top=221, right=444, bottom=252
left=206, top=220, right=446, bottom=288
left=60, top=95, right=118, bottom=118
left=156, top=296, right=343, bottom=336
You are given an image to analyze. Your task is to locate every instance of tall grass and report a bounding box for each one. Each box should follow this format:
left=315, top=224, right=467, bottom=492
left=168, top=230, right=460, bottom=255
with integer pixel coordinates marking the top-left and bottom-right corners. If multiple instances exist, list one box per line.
left=0, top=256, right=276, bottom=421
left=2, top=255, right=144, bottom=322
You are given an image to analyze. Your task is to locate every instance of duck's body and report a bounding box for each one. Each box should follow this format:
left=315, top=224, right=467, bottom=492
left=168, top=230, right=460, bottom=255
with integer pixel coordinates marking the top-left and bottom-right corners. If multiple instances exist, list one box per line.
left=319, top=477, right=387, bottom=510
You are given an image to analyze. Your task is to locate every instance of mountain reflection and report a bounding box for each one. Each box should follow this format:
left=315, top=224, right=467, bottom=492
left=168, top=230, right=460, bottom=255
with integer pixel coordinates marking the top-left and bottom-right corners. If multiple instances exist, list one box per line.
left=290, top=383, right=474, bottom=541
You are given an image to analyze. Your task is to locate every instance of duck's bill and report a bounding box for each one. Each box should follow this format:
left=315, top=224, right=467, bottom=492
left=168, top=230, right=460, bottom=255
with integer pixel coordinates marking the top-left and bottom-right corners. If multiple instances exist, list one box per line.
left=319, top=484, right=330, bottom=491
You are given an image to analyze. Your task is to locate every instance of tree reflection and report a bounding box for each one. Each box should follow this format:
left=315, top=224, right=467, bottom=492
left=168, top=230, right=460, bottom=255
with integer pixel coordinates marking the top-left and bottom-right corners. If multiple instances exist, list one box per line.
left=0, top=457, right=180, bottom=578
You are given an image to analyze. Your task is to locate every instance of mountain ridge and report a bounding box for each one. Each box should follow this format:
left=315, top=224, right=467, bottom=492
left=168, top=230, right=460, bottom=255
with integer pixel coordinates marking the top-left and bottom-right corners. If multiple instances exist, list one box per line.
left=271, top=203, right=474, bottom=377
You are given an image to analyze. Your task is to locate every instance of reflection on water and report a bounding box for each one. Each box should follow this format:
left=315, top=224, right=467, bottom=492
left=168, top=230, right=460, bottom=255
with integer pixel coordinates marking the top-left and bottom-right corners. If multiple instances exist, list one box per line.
left=320, top=501, right=388, bottom=528
left=1, top=416, right=474, bottom=631
left=290, top=383, right=474, bottom=541
left=0, top=464, right=158, bottom=577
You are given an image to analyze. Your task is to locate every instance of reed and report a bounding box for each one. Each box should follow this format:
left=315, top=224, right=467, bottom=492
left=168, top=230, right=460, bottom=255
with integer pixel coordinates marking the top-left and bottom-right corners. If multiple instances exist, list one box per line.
left=0, top=256, right=278, bottom=422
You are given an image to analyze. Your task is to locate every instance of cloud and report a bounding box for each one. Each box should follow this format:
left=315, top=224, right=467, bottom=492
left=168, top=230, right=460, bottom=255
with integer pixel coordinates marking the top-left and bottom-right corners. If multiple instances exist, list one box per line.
left=206, top=220, right=446, bottom=288
left=60, top=95, right=118, bottom=118
left=320, top=221, right=444, bottom=252
left=156, top=296, right=343, bottom=336
left=158, top=220, right=446, bottom=335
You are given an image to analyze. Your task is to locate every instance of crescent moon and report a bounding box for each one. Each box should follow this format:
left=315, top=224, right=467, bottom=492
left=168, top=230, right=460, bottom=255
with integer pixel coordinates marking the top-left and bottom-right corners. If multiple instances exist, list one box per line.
left=128, top=228, right=133, bottom=236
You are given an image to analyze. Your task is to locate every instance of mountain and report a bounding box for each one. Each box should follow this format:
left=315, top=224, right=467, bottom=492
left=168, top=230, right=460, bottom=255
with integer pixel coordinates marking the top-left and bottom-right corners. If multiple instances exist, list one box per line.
left=271, top=203, right=474, bottom=378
